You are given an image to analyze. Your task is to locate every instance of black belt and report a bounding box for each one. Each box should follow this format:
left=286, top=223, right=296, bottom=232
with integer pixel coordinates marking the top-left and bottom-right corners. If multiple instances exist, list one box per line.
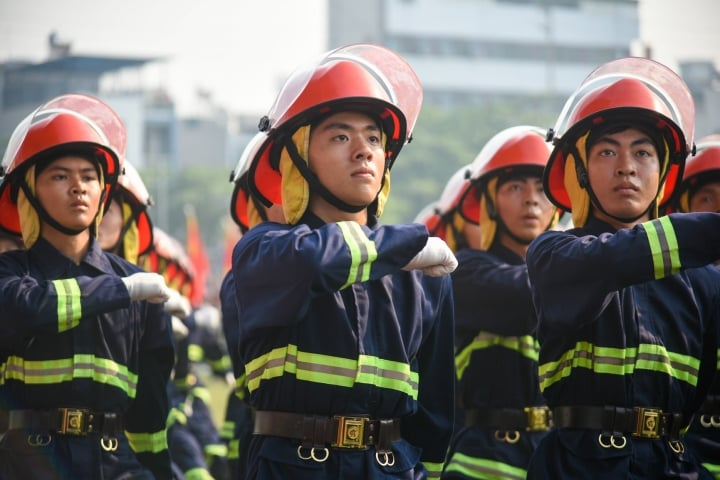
left=253, top=410, right=401, bottom=450
left=552, top=406, right=685, bottom=439
left=8, top=408, right=124, bottom=437
left=464, top=406, right=552, bottom=431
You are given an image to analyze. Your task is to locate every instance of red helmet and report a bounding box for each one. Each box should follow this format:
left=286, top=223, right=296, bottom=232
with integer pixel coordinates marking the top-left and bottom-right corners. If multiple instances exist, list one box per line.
left=248, top=43, right=423, bottom=209
left=115, top=160, right=154, bottom=256
left=229, top=132, right=268, bottom=232
left=459, top=126, right=552, bottom=223
left=545, top=57, right=695, bottom=213
left=673, top=134, right=720, bottom=212
left=141, top=227, right=196, bottom=299
left=0, top=104, right=122, bottom=235
left=413, top=201, right=443, bottom=238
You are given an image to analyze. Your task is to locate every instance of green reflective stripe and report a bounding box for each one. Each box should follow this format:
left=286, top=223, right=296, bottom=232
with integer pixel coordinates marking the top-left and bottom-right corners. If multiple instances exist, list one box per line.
left=455, top=332, right=538, bottom=380
left=167, top=407, right=187, bottom=427
left=234, top=373, right=247, bottom=392
left=1, top=354, right=138, bottom=396
left=188, top=344, right=204, bottom=362
left=717, top=348, right=720, bottom=370
left=539, top=341, right=700, bottom=391
left=444, top=452, right=526, bottom=480
left=246, top=344, right=418, bottom=399
left=189, top=385, right=211, bottom=403
left=702, top=462, right=720, bottom=476
left=227, top=439, right=239, bottom=459
left=52, top=279, right=81, bottom=333
left=183, top=467, right=214, bottom=480
left=423, top=461, right=445, bottom=478
left=204, top=442, right=227, bottom=457
left=337, top=221, right=377, bottom=289
left=642, top=217, right=681, bottom=279
left=220, top=420, right=235, bottom=440
left=126, top=429, right=168, bottom=454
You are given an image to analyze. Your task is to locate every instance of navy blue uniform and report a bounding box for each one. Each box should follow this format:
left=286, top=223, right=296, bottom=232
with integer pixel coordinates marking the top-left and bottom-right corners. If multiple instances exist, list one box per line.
left=0, top=237, right=174, bottom=479
left=219, top=271, right=254, bottom=480
left=232, top=213, right=455, bottom=479
left=526, top=214, right=720, bottom=479
left=443, top=244, right=549, bottom=479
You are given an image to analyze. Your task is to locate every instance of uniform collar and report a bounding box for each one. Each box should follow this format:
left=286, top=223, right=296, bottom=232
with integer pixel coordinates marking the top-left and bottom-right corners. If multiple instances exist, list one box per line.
left=29, top=236, right=117, bottom=277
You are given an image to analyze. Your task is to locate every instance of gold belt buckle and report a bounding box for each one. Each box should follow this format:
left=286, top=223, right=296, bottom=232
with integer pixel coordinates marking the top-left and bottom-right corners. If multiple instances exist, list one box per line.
left=59, top=408, right=89, bottom=435
left=332, top=416, right=367, bottom=449
left=633, top=407, right=661, bottom=439
left=524, top=406, right=551, bottom=432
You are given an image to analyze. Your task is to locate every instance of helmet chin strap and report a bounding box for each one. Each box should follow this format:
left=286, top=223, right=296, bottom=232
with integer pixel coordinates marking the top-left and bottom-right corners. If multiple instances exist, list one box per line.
left=284, top=135, right=384, bottom=214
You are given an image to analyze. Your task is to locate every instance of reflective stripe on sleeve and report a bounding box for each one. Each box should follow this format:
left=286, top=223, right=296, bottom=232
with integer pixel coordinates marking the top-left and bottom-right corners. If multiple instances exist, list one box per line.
left=53, top=278, right=82, bottom=332
left=642, top=217, right=681, bottom=279
left=538, top=341, right=700, bottom=391
left=337, top=221, right=377, bottom=289
left=245, top=344, right=418, bottom=399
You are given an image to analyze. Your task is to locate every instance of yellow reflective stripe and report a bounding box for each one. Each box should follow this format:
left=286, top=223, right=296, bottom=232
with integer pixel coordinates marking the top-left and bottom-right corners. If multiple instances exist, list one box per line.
left=444, top=452, right=526, bottom=479
left=246, top=344, right=418, bottom=399
left=167, top=407, right=187, bottom=426
left=188, top=344, right=204, bottom=362
left=423, top=461, right=445, bottom=479
left=642, top=217, right=681, bottom=279
left=337, top=221, right=377, bottom=289
left=189, top=385, right=211, bottom=403
left=220, top=420, right=235, bottom=440
left=234, top=373, right=247, bottom=392
left=52, top=279, right=81, bottom=333
left=455, top=332, right=538, bottom=380
left=204, top=442, right=227, bottom=457
left=539, top=341, right=700, bottom=391
left=227, top=439, right=240, bottom=460
left=1, top=354, right=138, bottom=396
left=126, top=429, right=168, bottom=454
left=183, top=468, right=214, bottom=480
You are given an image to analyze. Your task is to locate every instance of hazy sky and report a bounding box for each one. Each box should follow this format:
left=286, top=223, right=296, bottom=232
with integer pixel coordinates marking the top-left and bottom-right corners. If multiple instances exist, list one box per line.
left=1, top=0, right=718, bottom=116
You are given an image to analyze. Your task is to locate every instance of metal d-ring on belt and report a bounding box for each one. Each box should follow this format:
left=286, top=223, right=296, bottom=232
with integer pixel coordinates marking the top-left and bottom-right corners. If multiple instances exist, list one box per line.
left=252, top=410, right=401, bottom=466
left=551, top=405, right=686, bottom=453
left=697, top=395, right=720, bottom=428
left=464, top=406, right=552, bottom=444
left=8, top=408, right=124, bottom=452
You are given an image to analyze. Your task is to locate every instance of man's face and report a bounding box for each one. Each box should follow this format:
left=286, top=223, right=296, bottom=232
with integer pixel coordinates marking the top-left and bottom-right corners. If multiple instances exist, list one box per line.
left=98, top=198, right=123, bottom=250
left=495, top=175, right=554, bottom=245
left=35, top=155, right=102, bottom=233
left=586, top=128, right=661, bottom=225
left=307, top=111, right=385, bottom=218
left=689, top=180, right=720, bottom=213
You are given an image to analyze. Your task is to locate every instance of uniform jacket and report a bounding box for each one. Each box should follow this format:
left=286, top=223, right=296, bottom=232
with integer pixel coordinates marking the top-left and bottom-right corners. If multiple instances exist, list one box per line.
left=231, top=213, right=456, bottom=479
left=0, top=237, right=174, bottom=479
left=525, top=214, right=720, bottom=479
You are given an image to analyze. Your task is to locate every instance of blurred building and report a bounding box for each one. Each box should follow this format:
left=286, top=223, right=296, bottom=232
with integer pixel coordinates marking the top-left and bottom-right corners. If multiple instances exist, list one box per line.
left=328, top=0, right=638, bottom=107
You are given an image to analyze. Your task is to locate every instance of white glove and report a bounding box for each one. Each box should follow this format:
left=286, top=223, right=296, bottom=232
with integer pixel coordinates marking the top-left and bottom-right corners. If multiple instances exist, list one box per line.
left=171, top=315, right=189, bottom=341
left=402, top=237, right=458, bottom=277
left=164, top=289, right=192, bottom=319
left=193, top=304, right=221, bottom=331
left=121, top=272, right=171, bottom=303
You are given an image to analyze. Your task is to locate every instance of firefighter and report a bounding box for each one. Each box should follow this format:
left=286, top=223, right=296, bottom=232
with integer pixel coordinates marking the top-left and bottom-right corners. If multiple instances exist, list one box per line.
left=0, top=95, right=175, bottom=479
left=220, top=132, right=285, bottom=479
left=667, top=134, right=720, bottom=478
left=440, top=126, right=558, bottom=479
left=525, top=57, right=718, bottom=478
left=232, top=43, right=457, bottom=479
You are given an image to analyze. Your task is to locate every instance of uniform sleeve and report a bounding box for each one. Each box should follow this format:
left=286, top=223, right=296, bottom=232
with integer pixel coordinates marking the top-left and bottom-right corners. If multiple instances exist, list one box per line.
left=401, top=274, right=455, bottom=476
left=232, top=221, right=428, bottom=332
left=124, top=307, right=175, bottom=479
left=452, top=249, right=535, bottom=335
left=0, top=255, right=131, bottom=345
left=526, top=212, right=720, bottom=331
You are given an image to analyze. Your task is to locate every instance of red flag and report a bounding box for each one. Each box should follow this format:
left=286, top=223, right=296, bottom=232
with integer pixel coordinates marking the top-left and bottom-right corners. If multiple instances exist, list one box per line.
left=184, top=204, right=210, bottom=308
